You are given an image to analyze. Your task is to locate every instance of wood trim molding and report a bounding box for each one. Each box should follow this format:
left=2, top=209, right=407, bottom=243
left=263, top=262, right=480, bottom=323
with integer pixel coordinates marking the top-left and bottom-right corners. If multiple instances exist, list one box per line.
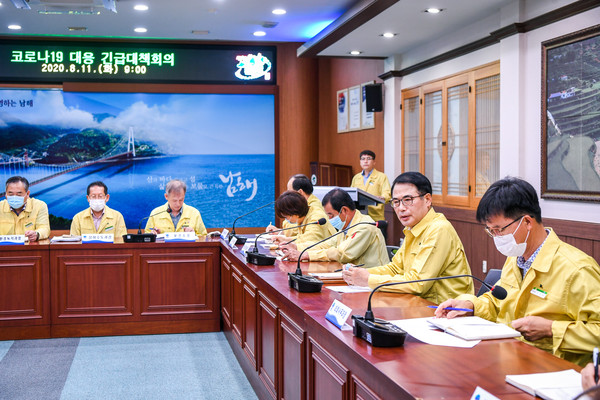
left=379, top=0, right=599, bottom=80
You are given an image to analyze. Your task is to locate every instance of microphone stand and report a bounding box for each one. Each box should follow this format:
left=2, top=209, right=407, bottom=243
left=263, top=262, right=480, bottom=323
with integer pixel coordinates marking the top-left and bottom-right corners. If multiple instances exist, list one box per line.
left=230, top=200, right=276, bottom=245
left=123, top=207, right=171, bottom=243
left=288, top=221, right=381, bottom=293
left=351, top=274, right=507, bottom=347
left=246, top=218, right=326, bottom=266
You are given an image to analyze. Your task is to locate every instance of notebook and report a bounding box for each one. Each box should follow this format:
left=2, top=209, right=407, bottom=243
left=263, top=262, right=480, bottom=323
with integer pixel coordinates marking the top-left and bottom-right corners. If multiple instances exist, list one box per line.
left=505, top=369, right=583, bottom=400
left=427, top=316, right=521, bottom=341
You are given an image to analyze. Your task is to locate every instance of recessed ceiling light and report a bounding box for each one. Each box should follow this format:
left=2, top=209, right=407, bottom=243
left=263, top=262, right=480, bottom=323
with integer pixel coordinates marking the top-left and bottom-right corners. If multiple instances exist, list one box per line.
left=8, top=24, right=22, bottom=30
left=349, top=50, right=361, bottom=55
left=253, top=31, right=266, bottom=37
left=382, top=32, right=396, bottom=38
left=134, top=4, right=148, bottom=11
left=191, top=30, right=210, bottom=35
left=68, top=26, right=88, bottom=32
left=134, top=27, right=147, bottom=33
left=424, top=8, right=443, bottom=14
left=272, top=8, right=286, bottom=15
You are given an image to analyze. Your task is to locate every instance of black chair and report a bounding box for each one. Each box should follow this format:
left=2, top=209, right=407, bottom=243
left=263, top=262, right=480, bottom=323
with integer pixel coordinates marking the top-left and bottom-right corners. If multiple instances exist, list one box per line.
left=477, top=269, right=502, bottom=296
left=386, top=245, right=399, bottom=262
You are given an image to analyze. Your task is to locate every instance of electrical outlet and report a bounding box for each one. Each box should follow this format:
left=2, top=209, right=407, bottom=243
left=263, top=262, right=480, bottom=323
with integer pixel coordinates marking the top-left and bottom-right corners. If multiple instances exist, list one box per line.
left=482, top=260, right=487, bottom=274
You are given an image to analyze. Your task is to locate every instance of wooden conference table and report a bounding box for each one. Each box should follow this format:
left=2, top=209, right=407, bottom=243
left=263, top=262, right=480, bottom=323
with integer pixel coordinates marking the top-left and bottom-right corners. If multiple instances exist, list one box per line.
left=0, top=237, right=581, bottom=399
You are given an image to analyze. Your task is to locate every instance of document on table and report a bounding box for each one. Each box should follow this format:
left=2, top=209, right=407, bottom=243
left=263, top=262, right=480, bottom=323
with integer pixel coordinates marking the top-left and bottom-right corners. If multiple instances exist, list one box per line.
left=505, top=369, right=583, bottom=400
left=50, top=235, right=81, bottom=243
left=390, top=317, right=480, bottom=348
left=325, top=285, right=372, bottom=293
left=427, top=316, right=521, bottom=341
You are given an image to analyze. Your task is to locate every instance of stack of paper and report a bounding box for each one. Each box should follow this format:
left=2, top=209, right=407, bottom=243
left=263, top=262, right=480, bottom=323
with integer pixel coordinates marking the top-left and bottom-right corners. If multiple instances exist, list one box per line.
left=50, top=234, right=81, bottom=243
left=427, top=316, right=521, bottom=341
left=505, top=369, right=583, bottom=400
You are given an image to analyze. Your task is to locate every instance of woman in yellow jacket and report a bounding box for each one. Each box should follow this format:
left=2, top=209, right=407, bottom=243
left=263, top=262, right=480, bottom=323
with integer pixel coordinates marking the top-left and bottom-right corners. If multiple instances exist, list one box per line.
left=274, top=190, right=335, bottom=251
left=144, top=179, right=207, bottom=236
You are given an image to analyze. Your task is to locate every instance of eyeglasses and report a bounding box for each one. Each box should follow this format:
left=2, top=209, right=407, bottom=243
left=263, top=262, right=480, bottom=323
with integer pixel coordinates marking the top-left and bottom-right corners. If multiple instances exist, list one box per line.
left=391, top=194, right=425, bottom=208
left=360, top=157, right=374, bottom=161
left=88, top=195, right=106, bottom=200
left=484, top=216, right=523, bottom=237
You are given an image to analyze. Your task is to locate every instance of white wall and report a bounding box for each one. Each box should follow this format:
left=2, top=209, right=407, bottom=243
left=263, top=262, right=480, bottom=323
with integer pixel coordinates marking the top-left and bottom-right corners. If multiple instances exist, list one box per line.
left=388, top=6, right=600, bottom=223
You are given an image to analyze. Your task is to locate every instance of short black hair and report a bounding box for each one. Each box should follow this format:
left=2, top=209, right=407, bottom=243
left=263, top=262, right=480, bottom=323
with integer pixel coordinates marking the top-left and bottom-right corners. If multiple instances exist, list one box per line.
left=476, top=177, right=542, bottom=223
left=391, top=172, right=431, bottom=195
left=291, top=174, right=313, bottom=195
left=6, top=176, right=29, bottom=191
left=322, top=188, right=356, bottom=212
left=359, top=150, right=376, bottom=159
left=87, top=181, right=108, bottom=196
left=275, top=190, right=309, bottom=219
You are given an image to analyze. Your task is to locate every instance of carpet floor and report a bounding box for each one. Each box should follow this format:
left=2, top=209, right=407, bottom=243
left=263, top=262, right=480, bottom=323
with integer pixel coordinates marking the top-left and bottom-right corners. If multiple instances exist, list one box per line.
left=0, top=332, right=257, bottom=400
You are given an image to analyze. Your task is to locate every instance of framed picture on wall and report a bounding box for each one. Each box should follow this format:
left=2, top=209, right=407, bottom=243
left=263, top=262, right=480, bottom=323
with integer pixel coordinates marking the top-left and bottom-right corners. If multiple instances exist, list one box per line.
left=541, top=24, right=600, bottom=202
left=337, top=89, right=349, bottom=133
left=348, top=85, right=361, bottom=131
left=361, top=81, right=375, bottom=129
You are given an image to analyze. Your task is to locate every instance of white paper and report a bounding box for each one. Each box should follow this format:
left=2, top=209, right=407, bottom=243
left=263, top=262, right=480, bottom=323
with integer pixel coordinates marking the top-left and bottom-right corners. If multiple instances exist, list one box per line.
left=325, top=285, right=371, bottom=293
left=309, top=272, right=343, bottom=279
left=505, top=369, right=583, bottom=400
left=390, top=317, right=480, bottom=348
left=50, top=235, right=81, bottom=243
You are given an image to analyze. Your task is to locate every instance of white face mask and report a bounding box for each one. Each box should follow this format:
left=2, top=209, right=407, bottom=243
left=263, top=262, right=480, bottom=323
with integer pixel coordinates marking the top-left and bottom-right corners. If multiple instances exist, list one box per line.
left=493, top=218, right=529, bottom=257
left=89, top=199, right=105, bottom=212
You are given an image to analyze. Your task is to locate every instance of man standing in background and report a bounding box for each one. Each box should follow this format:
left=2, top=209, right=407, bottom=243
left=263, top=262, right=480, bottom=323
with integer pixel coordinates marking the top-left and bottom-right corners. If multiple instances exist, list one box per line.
left=350, top=150, right=391, bottom=222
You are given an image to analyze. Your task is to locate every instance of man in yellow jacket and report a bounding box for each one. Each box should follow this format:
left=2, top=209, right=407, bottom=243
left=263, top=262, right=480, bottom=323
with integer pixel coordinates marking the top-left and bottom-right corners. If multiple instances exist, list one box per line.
left=145, top=179, right=207, bottom=236
left=343, top=172, right=473, bottom=304
left=435, top=177, right=600, bottom=367
left=274, top=190, right=335, bottom=251
left=0, top=176, right=50, bottom=241
left=281, top=188, right=388, bottom=267
left=70, top=181, right=127, bottom=238
left=350, top=150, right=391, bottom=222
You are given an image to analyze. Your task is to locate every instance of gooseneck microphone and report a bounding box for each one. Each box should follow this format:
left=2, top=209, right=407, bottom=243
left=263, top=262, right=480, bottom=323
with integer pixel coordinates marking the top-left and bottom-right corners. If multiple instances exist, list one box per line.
left=352, top=274, right=507, bottom=347
left=246, top=218, right=327, bottom=266
left=123, top=206, right=172, bottom=243
left=230, top=200, right=276, bottom=245
left=288, top=220, right=385, bottom=293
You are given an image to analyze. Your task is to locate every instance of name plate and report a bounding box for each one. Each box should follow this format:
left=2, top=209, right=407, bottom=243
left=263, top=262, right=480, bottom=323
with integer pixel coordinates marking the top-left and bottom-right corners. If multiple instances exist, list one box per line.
left=165, top=232, right=197, bottom=242
left=220, top=228, right=230, bottom=241
left=0, top=235, right=26, bottom=245
left=240, top=241, right=252, bottom=254
left=325, top=299, right=352, bottom=329
left=82, top=234, right=114, bottom=243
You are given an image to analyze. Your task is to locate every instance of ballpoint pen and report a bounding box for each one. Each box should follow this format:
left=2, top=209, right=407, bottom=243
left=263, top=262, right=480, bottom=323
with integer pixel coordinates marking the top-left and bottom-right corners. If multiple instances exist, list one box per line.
left=594, top=347, right=599, bottom=384
left=334, top=263, right=365, bottom=272
left=427, top=305, right=474, bottom=312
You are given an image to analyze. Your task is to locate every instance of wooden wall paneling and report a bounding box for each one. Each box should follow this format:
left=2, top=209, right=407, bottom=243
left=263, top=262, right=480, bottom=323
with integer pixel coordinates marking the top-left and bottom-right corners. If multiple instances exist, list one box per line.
left=279, top=310, right=307, bottom=400
left=595, top=241, right=600, bottom=266
left=243, top=275, right=258, bottom=371
left=52, top=252, right=134, bottom=322
left=561, top=236, right=594, bottom=259
left=231, top=265, right=244, bottom=346
left=221, top=254, right=233, bottom=329
left=319, top=164, right=332, bottom=186
left=0, top=251, right=48, bottom=326
left=139, top=249, right=217, bottom=317
left=258, top=292, right=278, bottom=400
left=350, top=376, right=382, bottom=400
left=308, top=337, right=349, bottom=400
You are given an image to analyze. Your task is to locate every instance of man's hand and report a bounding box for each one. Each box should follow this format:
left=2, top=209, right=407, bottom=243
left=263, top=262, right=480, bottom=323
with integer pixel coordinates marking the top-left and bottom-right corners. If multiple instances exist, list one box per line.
left=511, top=316, right=553, bottom=341
left=25, top=230, right=38, bottom=242
left=183, top=227, right=194, bottom=233
left=266, top=224, right=278, bottom=233
left=581, top=363, right=598, bottom=390
left=433, top=299, right=475, bottom=318
left=150, top=228, right=161, bottom=234
left=342, top=266, right=370, bottom=287
left=281, top=248, right=306, bottom=262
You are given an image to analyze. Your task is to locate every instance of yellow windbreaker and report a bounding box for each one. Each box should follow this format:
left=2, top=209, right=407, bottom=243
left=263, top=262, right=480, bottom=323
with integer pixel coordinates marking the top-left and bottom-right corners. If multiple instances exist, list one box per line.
left=307, top=211, right=388, bottom=266
left=351, top=168, right=391, bottom=222
left=0, top=197, right=50, bottom=239
left=70, top=205, right=127, bottom=237
left=367, top=208, right=473, bottom=304
left=458, top=229, right=600, bottom=366
left=282, top=194, right=323, bottom=237
left=144, top=203, right=207, bottom=236
left=295, top=205, right=336, bottom=252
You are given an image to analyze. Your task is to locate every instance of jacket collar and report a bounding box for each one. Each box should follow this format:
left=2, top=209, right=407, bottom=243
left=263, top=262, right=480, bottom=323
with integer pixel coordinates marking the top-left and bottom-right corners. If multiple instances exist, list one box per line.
left=404, top=207, right=436, bottom=238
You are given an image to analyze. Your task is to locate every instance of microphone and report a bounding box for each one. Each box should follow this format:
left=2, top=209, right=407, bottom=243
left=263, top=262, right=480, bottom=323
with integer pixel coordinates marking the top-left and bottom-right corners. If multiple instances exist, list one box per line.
left=288, top=220, right=385, bottom=293
left=230, top=200, right=276, bottom=245
left=246, top=217, right=327, bottom=266
left=351, top=274, right=507, bottom=347
left=123, top=206, right=172, bottom=243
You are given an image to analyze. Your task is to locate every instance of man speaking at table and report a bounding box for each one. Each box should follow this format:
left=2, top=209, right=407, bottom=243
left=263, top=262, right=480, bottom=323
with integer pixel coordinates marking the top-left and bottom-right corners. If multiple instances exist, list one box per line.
left=343, top=172, right=473, bottom=304
left=435, top=177, right=600, bottom=366
left=0, top=176, right=50, bottom=242
left=280, top=188, right=388, bottom=266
